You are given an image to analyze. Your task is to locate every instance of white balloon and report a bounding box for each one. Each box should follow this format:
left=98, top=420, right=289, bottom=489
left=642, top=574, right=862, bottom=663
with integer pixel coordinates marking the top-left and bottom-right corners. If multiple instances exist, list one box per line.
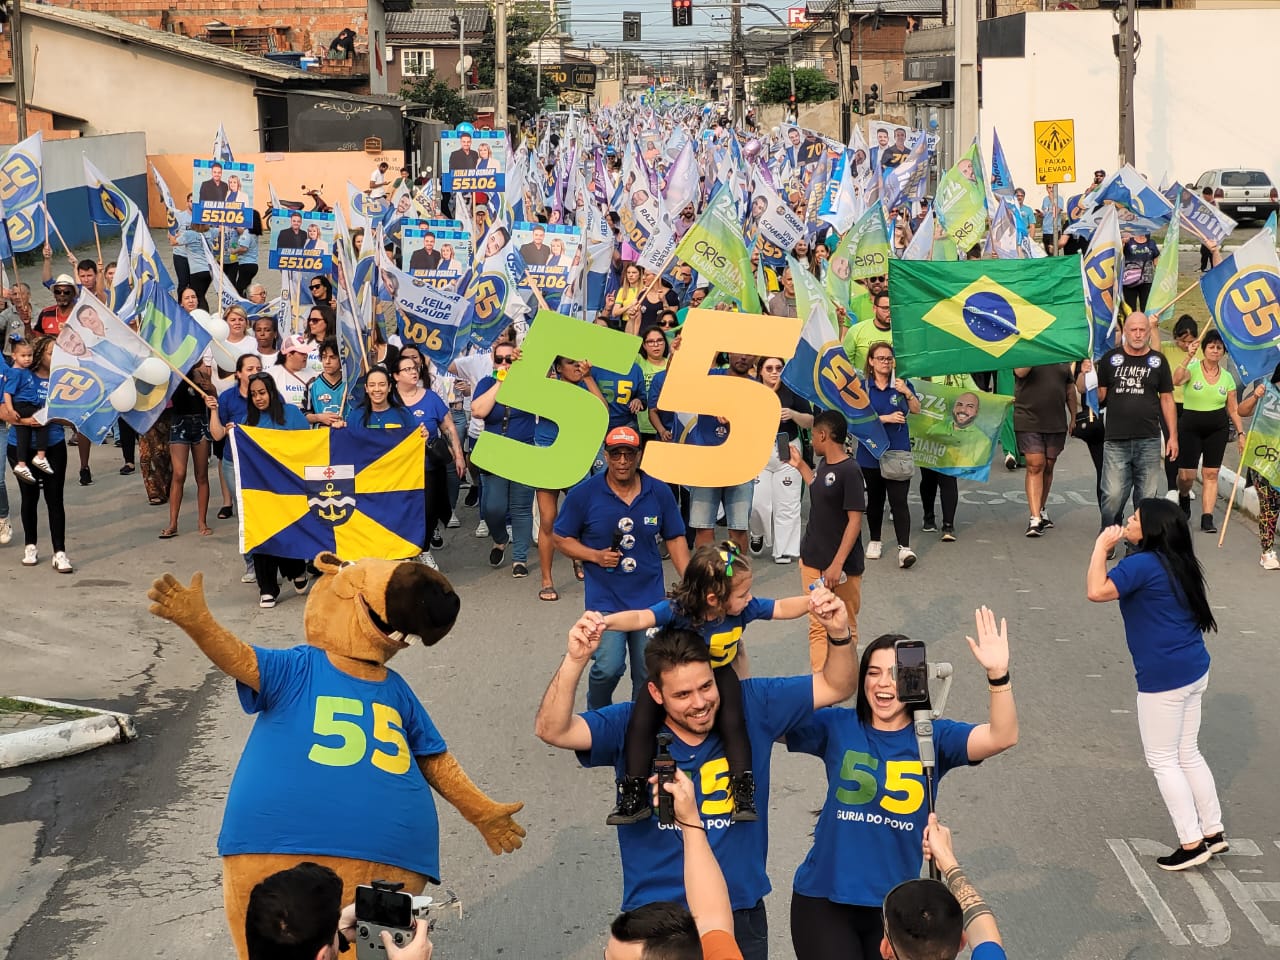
left=189, top=308, right=212, bottom=327
left=211, top=340, right=238, bottom=370
left=204, top=316, right=230, bottom=341
left=134, top=356, right=171, bottom=386
left=109, top=379, right=137, bottom=412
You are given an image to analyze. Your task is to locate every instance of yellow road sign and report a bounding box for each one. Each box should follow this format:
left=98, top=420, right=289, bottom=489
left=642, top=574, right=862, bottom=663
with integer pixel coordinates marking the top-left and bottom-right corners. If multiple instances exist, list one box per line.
left=1033, top=119, right=1076, bottom=185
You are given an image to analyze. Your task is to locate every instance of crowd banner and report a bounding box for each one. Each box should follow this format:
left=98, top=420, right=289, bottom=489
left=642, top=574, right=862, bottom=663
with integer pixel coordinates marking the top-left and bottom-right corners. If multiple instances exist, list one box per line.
left=269, top=207, right=335, bottom=274
left=1201, top=232, right=1280, bottom=382
left=907, top=379, right=1012, bottom=481
left=1163, top=182, right=1236, bottom=249
left=935, top=139, right=989, bottom=252
left=192, top=157, right=254, bottom=229
left=1082, top=204, right=1122, bottom=358
left=232, top=425, right=425, bottom=560
left=0, top=132, right=46, bottom=253
left=377, top=249, right=469, bottom=368
left=442, top=128, right=506, bottom=194
left=889, top=257, right=1089, bottom=377
left=127, top=281, right=214, bottom=433
left=674, top=186, right=761, bottom=312
left=1240, top=382, right=1280, bottom=486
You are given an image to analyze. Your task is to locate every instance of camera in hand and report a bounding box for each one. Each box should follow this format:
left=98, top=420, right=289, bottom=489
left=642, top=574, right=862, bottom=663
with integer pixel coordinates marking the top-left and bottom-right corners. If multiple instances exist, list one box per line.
left=354, top=881, right=433, bottom=960
left=653, top=731, right=676, bottom=826
left=894, top=639, right=931, bottom=707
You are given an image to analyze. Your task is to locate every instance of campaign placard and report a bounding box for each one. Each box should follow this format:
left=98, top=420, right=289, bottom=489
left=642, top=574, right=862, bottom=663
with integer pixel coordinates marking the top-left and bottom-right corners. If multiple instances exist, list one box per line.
left=268, top=207, right=335, bottom=273
left=441, top=129, right=507, bottom=193
left=193, top=159, right=255, bottom=228
left=513, top=221, right=580, bottom=309
left=404, top=219, right=472, bottom=290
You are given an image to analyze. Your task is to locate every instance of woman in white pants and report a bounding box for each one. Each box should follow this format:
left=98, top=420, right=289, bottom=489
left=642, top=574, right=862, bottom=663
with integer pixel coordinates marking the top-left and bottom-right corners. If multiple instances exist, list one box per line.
left=749, top=356, right=813, bottom=563
left=1087, top=497, right=1226, bottom=872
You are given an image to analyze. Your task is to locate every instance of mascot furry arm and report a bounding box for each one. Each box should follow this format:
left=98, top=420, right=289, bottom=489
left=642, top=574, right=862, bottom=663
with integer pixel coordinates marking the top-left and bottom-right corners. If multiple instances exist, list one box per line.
left=148, top=560, right=525, bottom=855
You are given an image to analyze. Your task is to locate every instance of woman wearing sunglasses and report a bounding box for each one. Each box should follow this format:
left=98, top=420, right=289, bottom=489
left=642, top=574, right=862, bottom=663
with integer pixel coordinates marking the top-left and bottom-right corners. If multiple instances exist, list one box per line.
left=470, top=345, right=537, bottom=578
left=302, top=304, right=336, bottom=377
left=308, top=275, right=335, bottom=311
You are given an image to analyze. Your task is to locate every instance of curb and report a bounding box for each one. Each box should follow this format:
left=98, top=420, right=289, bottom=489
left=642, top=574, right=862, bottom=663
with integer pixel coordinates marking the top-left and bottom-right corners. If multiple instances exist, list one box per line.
left=0, top=696, right=137, bottom=770
left=1217, top=467, right=1259, bottom=522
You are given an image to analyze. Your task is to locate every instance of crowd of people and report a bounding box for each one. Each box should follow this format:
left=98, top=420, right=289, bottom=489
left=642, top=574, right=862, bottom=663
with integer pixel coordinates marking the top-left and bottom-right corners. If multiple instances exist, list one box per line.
left=0, top=103, right=1271, bottom=960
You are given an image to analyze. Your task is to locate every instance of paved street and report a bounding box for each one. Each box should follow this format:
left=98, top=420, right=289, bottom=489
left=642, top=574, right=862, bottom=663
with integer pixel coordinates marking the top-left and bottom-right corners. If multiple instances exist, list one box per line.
left=1, top=446, right=1277, bottom=960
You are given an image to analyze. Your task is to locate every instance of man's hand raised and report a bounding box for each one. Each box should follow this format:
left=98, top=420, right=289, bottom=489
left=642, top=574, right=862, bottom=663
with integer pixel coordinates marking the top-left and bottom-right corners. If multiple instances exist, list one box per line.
left=567, top=612, right=606, bottom=663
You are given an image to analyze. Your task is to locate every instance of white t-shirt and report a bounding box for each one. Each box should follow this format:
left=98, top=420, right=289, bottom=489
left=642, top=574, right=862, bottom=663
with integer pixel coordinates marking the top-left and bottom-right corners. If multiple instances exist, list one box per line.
left=369, top=167, right=387, bottom=200
left=269, top=364, right=314, bottom=410
left=451, top=352, right=494, bottom=440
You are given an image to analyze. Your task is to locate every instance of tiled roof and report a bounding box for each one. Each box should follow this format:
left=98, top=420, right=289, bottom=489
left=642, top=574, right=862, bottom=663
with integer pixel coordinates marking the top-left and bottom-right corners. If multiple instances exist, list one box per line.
left=386, top=9, right=490, bottom=39
left=806, top=0, right=943, bottom=15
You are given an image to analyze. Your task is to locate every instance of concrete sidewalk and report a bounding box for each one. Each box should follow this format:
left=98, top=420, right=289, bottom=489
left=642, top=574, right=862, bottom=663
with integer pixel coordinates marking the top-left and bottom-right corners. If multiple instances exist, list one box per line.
left=0, top=697, right=135, bottom=770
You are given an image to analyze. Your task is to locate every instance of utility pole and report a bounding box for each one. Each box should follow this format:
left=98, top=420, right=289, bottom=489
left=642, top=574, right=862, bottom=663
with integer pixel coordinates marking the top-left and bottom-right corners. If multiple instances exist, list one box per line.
left=954, top=0, right=978, bottom=157
left=730, top=0, right=744, bottom=126
left=458, top=14, right=467, bottom=98
left=12, top=0, right=26, bottom=140
left=837, top=0, right=852, bottom=142
left=1116, top=0, right=1136, bottom=165
left=494, top=0, right=508, bottom=133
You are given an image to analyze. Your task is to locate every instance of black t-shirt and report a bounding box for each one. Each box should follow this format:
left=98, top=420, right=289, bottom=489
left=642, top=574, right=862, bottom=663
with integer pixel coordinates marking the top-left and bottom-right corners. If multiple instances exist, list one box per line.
left=171, top=379, right=210, bottom=418
left=637, top=290, right=679, bottom=329
left=1097, top=346, right=1173, bottom=440
left=1013, top=363, right=1072, bottom=433
left=776, top=382, right=812, bottom=442
left=799, top=455, right=866, bottom=574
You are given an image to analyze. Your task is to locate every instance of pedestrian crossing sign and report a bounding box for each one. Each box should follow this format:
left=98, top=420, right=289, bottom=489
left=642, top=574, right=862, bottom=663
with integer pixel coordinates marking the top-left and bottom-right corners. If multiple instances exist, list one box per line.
left=1033, top=119, right=1076, bottom=185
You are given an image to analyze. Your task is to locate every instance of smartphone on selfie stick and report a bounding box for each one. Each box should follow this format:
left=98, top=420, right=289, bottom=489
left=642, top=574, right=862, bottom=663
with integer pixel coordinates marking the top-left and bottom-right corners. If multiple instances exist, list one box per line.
left=894, top=640, right=952, bottom=879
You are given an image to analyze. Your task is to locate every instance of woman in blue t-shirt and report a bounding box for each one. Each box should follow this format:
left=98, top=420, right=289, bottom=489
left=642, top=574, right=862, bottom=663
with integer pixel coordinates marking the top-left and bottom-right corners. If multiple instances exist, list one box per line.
left=1088, top=497, right=1225, bottom=872
left=860, top=342, right=920, bottom=569
left=242, top=372, right=311, bottom=608
left=785, top=611, right=1018, bottom=960
left=470, top=343, right=537, bottom=579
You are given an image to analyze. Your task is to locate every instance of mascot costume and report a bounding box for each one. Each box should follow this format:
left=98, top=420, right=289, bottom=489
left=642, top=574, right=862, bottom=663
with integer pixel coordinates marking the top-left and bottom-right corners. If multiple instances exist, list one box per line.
left=148, top=553, right=525, bottom=959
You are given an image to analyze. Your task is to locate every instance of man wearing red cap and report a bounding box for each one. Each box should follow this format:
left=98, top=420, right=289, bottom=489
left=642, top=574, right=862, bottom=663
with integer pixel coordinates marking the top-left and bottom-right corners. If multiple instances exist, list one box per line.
left=554, top=425, right=689, bottom=709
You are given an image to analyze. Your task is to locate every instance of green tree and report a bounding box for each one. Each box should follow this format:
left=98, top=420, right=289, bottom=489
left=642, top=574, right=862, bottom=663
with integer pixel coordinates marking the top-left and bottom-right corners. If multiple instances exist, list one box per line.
left=473, top=8, right=559, bottom=123
left=400, top=70, right=475, bottom=125
left=755, top=65, right=837, bottom=105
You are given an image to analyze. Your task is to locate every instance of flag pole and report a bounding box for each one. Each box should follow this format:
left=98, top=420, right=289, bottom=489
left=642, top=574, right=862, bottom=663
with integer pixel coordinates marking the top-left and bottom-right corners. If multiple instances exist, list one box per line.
left=42, top=203, right=74, bottom=263
left=1218, top=430, right=1252, bottom=548
left=92, top=223, right=103, bottom=270
left=217, top=225, right=226, bottom=322
left=1152, top=280, right=1204, bottom=323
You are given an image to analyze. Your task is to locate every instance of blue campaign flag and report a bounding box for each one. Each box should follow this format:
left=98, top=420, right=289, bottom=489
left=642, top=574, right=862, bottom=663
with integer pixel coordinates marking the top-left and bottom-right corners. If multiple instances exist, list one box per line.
left=1083, top=206, right=1123, bottom=359
left=124, top=281, right=213, bottom=434
left=83, top=156, right=138, bottom=227
left=0, top=196, right=12, bottom=262
left=1092, top=165, right=1173, bottom=231
left=0, top=132, right=47, bottom=254
left=1202, top=232, right=1280, bottom=382
left=990, top=129, right=1015, bottom=198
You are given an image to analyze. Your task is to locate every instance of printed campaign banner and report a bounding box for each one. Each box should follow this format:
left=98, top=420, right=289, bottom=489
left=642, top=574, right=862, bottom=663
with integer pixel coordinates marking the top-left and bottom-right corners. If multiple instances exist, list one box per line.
left=513, top=220, right=581, bottom=310
left=1164, top=183, right=1236, bottom=248
left=269, top=208, right=335, bottom=273
left=192, top=158, right=255, bottom=228
left=0, top=132, right=47, bottom=253
left=403, top=222, right=471, bottom=288
left=442, top=129, right=507, bottom=193
left=907, top=378, right=1012, bottom=481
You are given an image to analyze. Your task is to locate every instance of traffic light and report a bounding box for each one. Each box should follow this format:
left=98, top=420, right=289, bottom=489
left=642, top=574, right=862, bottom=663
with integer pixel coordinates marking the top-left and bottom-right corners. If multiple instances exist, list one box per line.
left=863, top=82, right=879, bottom=115
left=671, top=0, right=692, bottom=28
left=623, top=10, right=642, bottom=41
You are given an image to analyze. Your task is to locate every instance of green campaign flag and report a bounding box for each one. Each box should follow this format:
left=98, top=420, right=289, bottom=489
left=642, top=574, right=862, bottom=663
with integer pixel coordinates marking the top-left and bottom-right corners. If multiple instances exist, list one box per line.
left=1241, top=382, right=1280, bottom=486
left=1146, top=214, right=1181, bottom=330
left=889, top=257, right=1090, bottom=377
left=675, top=186, right=761, bottom=313
left=935, top=140, right=989, bottom=252
left=832, top=202, right=891, bottom=282
left=907, top=378, right=1012, bottom=481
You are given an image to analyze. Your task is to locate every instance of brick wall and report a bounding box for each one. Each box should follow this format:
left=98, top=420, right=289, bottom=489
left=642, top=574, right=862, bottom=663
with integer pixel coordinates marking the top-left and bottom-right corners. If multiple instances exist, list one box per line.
left=0, top=103, right=81, bottom=143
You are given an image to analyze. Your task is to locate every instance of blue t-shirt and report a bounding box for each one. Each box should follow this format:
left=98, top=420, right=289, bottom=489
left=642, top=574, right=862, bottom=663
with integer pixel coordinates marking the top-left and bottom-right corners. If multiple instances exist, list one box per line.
left=307, top=376, right=346, bottom=416
left=401, top=389, right=449, bottom=439
left=249, top=404, right=311, bottom=431
left=787, top=712, right=975, bottom=906
left=553, top=471, right=684, bottom=614
left=351, top=406, right=414, bottom=431
left=591, top=361, right=647, bottom=430
left=4, top=372, right=64, bottom=445
left=857, top=378, right=917, bottom=469
left=578, top=675, right=815, bottom=911
left=646, top=369, right=677, bottom=435
left=218, top=386, right=251, bottom=427
left=2, top=365, right=40, bottom=406
left=1109, top=551, right=1211, bottom=693
left=680, top=369, right=733, bottom=447
left=649, top=596, right=776, bottom=669
left=476, top=375, right=536, bottom=444
left=973, top=943, right=1008, bottom=960
left=217, top=645, right=448, bottom=878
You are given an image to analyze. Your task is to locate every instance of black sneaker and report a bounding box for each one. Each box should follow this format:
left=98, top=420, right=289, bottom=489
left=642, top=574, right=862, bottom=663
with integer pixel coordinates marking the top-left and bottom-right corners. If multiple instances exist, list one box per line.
left=606, top=777, right=652, bottom=825
left=749, top=535, right=764, bottom=555
left=431, top=532, right=444, bottom=549
left=1200, top=514, right=1217, bottom=534
left=940, top=524, right=956, bottom=542
left=463, top=486, right=481, bottom=508
left=79, top=467, right=93, bottom=486
left=1039, top=512, right=1054, bottom=530
left=1204, top=832, right=1229, bottom=855
left=1004, top=453, right=1018, bottom=471
left=1025, top=517, right=1043, bottom=538
left=921, top=515, right=938, bottom=533
left=730, top=772, right=759, bottom=823
left=1179, top=494, right=1192, bottom=519
left=512, top=562, right=529, bottom=579
left=1156, top=842, right=1212, bottom=871
left=489, top=543, right=506, bottom=567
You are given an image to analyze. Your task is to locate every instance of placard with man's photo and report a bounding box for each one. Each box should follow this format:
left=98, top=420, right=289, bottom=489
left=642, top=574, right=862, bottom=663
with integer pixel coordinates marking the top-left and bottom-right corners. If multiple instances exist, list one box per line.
left=193, top=159, right=255, bottom=228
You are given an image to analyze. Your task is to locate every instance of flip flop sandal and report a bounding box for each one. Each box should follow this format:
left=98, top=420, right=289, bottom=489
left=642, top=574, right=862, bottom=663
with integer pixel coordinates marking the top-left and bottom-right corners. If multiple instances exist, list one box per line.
left=539, top=586, right=560, bottom=601
left=217, top=506, right=234, bottom=520
left=158, top=529, right=178, bottom=539
left=573, top=560, right=585, bottom=582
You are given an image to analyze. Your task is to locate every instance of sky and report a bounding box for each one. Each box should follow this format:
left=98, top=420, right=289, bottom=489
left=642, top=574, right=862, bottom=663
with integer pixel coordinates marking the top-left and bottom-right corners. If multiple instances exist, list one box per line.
left=564, top=0, right=796, bottom=51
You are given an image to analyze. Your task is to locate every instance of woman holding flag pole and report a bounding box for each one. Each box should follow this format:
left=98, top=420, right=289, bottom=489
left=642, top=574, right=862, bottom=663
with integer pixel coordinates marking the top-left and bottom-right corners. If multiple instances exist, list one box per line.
left=1236, top=363, right=1280, bottom=570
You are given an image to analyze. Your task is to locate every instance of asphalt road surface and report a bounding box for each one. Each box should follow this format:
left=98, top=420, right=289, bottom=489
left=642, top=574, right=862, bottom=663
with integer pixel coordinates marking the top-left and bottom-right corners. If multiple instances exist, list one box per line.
left=2, top=445, right=1277, bottom=960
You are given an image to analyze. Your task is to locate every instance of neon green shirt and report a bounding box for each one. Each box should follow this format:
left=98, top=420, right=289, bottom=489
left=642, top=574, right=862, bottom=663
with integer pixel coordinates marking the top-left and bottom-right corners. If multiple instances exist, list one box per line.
left=1182, top=360, right=1235, bottom=413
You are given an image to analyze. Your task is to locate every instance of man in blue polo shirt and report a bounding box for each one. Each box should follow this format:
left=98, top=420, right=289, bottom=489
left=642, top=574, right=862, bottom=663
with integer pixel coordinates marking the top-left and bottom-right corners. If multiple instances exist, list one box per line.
left=554, top=425, right=689, bottom=710
left=534, top=591, right=858, bottom=960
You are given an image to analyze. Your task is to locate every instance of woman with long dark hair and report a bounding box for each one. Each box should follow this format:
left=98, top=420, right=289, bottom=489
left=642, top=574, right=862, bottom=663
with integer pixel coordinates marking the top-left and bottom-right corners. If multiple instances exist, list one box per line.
left=302, top=304, right=337, bottom=377
left=785, top=611, right=1017, bottom=960
left=1087, top=497, right=1226, bottom=871
left=1172, top=328, right=1244, bottom=534
left=860, top=342, right=920, bottom=568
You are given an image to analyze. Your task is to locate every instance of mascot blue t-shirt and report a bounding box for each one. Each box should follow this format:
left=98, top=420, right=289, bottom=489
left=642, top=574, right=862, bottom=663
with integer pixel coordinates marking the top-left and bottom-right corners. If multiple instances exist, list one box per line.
left=218, top=645, right=447, bottom=879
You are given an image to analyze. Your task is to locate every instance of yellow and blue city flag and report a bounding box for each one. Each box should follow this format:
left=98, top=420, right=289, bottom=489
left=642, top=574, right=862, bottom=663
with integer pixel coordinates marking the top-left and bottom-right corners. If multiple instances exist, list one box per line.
left=890, top=257, right=1089, bottom=377
left=232, top=425, right=425, bottom=560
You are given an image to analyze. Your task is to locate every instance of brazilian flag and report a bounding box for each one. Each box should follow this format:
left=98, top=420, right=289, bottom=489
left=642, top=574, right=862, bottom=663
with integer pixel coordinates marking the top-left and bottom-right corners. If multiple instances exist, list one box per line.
left=232, top=426, right=425, bottom=560
left=889, top=258, right=1089, bottom=377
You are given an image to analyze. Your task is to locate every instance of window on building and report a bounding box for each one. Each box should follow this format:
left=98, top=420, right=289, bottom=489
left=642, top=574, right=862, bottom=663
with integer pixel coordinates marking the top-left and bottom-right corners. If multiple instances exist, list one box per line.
left=401, top=49, right=435, bottom=76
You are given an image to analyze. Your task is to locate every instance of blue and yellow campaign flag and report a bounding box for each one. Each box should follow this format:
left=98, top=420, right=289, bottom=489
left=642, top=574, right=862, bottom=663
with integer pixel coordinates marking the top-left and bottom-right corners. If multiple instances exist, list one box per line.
left=784, top=257, right=890, bottom=459
left=0, top=132, right=47, bottom=254
left=232, top=425, right=425, bottom=559
left=0, top=195, right=12, bottom=262
left=889, top=257, right=1090, bottom=377
left=1241, top=382, right=1280, bottom=486
left=1083, top=204, right=1122, bottom=357
left=1202, top=232, right=1280, bottom=382
left=124, top=281, right=212, bottom=434
left=83, top=156, right=138, bottom=227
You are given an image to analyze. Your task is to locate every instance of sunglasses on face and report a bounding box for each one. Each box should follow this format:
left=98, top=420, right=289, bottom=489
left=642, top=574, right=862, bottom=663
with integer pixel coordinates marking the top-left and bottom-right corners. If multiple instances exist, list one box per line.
left=494, top=356, right=515, bottom=365
left=605, top=447, right=639, bottom=460
left=762, top=364, right=783, bottom=373
left=309, top=283, right=325, bottom=291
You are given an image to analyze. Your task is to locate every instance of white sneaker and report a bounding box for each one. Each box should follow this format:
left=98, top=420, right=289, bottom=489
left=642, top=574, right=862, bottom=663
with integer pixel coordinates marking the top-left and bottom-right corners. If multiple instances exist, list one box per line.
left=0, top=517, right=11, bottom=545
left=774, top=555, right=793, bottom=564
left=21, top=544, right=38, bottom=566
left=259, top=594, right=276, bottom=609
left=475, top=519, right=489, bottom=538
left=416, top=550, right=439, bottom=570
left=1262, top=550, right=1280, bottom=571
left=866, top=540, right=882, bottom=560
left=898, top=546, right=917, bottom=569
left=13, top=463, right=36, bottom=484
left=51, top=551, right=73, bottom=574
left=241, top=570, right=257, bottom=584
left=31, top=454, right=54, bottom=474
left=447, top=513, right=460, bottom=529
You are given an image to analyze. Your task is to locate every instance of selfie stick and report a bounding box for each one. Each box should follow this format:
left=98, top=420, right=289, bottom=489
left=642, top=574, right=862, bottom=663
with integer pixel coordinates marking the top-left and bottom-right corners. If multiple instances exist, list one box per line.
left=916, top=661, right=953, bottom=881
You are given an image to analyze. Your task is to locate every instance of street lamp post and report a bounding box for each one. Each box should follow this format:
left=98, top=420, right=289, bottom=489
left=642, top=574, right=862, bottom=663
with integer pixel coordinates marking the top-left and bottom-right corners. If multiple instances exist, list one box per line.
left=735, top=3, right=796, bottom=117
left=534, top=16, right=570, bottom=103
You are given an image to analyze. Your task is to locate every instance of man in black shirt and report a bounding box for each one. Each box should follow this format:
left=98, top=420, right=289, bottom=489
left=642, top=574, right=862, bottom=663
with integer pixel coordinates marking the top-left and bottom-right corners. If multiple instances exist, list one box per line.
left=790, top=410, right=865, bottom=672
left=1096, top=312, right=1178, bottom=538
